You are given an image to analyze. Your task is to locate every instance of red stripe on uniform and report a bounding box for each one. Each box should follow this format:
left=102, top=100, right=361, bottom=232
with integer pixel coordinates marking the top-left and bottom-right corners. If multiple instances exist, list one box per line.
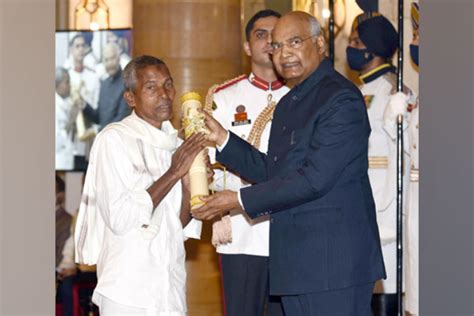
left=214, top=75, right=247, bottom=93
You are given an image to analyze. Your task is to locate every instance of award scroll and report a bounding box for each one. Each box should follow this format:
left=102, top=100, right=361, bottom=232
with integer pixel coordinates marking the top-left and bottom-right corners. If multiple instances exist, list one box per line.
left=181, top=92, right=209, bottom=209
left=71, top=80, right=96, bottom=142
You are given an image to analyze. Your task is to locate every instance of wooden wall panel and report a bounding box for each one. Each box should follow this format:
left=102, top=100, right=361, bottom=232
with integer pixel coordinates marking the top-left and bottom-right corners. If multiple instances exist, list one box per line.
left=133, top=1, right=243, bottom=314
left=133, top=0, right=242, bottom=127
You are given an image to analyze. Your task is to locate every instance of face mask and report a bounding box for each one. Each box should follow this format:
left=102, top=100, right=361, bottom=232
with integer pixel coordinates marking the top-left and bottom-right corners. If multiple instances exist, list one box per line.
left=346, top=47, right=374, bottom=71
left=410, top=44, right=419, bottom=66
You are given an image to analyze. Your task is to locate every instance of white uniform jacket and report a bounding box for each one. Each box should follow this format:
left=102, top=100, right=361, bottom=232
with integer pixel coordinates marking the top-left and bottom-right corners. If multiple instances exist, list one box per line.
left=359, top=64, right=414, bottom=293
left=405, top=101, right=419, bottom=314
left=209, top=74, right=289, bottom=256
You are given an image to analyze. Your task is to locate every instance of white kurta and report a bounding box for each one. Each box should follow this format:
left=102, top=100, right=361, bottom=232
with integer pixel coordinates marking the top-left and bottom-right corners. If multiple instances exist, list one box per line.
left=361, top=72, right=412, bottom=294
left=55, top=93, right=76, bottom=170
left=75, top=111, right=201, bottom=315
left=210, top=75, right=289, bottom=256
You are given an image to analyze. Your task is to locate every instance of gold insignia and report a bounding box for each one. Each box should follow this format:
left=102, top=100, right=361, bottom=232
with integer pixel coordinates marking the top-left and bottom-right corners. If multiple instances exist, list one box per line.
left=364, top=95, right=374, bottom=109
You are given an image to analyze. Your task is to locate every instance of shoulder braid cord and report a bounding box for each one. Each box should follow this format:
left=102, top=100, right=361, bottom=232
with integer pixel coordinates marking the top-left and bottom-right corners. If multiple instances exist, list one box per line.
left=206, top=77, right=277, bottom=245
left=205, top=76, right=277, bottom=187
left=204, top=76, right=277, bottom=150
left=205, top=77, right=278, bottom=193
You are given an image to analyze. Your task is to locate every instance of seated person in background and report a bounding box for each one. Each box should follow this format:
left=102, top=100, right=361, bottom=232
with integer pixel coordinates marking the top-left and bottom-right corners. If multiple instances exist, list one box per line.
left=82, top=43, right=131, bottom=131
left=56, top=174, right=98, bottom=316
left=56, top=174, right=76, bottom=316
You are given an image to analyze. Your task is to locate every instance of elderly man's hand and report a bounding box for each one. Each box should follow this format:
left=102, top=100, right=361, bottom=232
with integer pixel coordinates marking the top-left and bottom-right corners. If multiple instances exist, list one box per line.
left=170, top=132, right=207, bottom=180
left=199, top=110, right=228, bottom=147
left=191, top=190, right=241, bottom=220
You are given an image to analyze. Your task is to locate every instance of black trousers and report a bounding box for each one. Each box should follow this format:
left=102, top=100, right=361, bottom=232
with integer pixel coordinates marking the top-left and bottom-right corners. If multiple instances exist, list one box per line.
left=220, top=254, right=284, bottom=316
left=280, top=282, right=375, bottom=316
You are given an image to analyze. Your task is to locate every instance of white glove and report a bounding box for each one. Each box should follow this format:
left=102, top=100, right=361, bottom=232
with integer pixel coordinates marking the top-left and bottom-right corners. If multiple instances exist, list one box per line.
left=383, top=92, right=410, bottom=140
left=384, top=91, right=409, bottom=122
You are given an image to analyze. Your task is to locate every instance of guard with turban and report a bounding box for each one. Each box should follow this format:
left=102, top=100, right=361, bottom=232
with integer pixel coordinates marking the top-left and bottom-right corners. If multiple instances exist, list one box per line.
left=347, top=13, right=398, bottom=75
left=346, top=7, right=417, bottom=316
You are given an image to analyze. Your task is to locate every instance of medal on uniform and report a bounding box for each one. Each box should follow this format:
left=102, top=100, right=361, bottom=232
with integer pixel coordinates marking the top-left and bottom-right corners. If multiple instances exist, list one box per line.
left=364, top=95, right=374, bottom=109
left=231, top=105, right=251, bottom=126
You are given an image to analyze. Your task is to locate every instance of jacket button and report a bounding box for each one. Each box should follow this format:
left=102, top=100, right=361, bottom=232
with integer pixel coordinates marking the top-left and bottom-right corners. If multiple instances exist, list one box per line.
left=292, top=95, right=298, bottom=101
left=282, top=126, right=286, bottom=131
left=273, top=156, right=278, bottom=162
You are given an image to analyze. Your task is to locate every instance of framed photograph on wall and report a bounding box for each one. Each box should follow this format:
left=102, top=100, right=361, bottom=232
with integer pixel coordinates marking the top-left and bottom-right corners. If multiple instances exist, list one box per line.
left=55, top=29, right=132, bottom=171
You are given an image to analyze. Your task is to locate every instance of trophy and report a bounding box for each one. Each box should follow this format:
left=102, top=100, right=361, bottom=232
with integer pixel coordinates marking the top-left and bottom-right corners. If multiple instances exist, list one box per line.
left=181, top=92, right=209, bottom=209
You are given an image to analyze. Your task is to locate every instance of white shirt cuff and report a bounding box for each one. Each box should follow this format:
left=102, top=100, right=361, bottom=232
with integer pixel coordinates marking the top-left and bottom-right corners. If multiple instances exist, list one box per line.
left=237, top=189, right=244, bottom=210
left=183, top=218, right=203, bottom=240
left=216, top=131, right=230, bottom=152
left=137, top=189, right=154, bottom=226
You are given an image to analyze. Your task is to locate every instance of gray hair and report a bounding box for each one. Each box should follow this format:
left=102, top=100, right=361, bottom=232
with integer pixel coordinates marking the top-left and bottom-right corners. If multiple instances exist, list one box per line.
left=309, top=15, right=321, bottom=36
left=103, top=42, right=121, bottom=57
left=122, top=55, right=166, bottom=92
left=307, top=15, right=326, bottom=54
left=55, top=67, right=68, bottom=87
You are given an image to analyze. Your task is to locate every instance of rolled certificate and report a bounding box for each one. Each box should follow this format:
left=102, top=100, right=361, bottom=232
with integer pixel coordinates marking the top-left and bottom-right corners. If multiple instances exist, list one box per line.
left=71, top=81, right=95, bottom=142
left=75, top=110, right=96, bottom=141
left=181, top=92, right=209, bottom=209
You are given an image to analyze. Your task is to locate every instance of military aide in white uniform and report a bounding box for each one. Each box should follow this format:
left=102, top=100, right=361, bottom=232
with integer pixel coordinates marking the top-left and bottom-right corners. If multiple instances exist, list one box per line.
left=347, top=13, right=416, bottom=298
left=385, top=4, right=420, bottom=314
left=211, top=73, right=289, bottom=254
left=206, top=10, right=288, bottom=316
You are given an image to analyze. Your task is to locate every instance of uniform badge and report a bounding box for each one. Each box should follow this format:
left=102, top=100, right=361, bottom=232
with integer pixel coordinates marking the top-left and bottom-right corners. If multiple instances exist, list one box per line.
left=364, top=95, right=374, bottom=109
left=231, top=105, right=251, bottom=126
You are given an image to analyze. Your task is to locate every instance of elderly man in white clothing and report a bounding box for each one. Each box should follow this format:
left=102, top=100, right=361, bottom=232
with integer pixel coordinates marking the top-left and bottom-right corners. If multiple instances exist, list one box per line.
left=74, top=55, right=208, bottom=316
left=55, top=67, right=81, bottom=170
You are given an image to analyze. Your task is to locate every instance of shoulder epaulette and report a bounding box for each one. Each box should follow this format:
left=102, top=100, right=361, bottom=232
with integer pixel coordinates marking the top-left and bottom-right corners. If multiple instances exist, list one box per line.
left=204, top=74, right=247, bottom=112
left=383, top=72, right=397, bottom=93
left=384, top=72, right=412, bottom=95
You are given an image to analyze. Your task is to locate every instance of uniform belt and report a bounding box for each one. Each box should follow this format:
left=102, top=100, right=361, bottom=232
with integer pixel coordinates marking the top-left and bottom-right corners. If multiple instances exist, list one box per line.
left=410, top=168, right=419, bottom=182
left=368, top=156, right=389, bottom=169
